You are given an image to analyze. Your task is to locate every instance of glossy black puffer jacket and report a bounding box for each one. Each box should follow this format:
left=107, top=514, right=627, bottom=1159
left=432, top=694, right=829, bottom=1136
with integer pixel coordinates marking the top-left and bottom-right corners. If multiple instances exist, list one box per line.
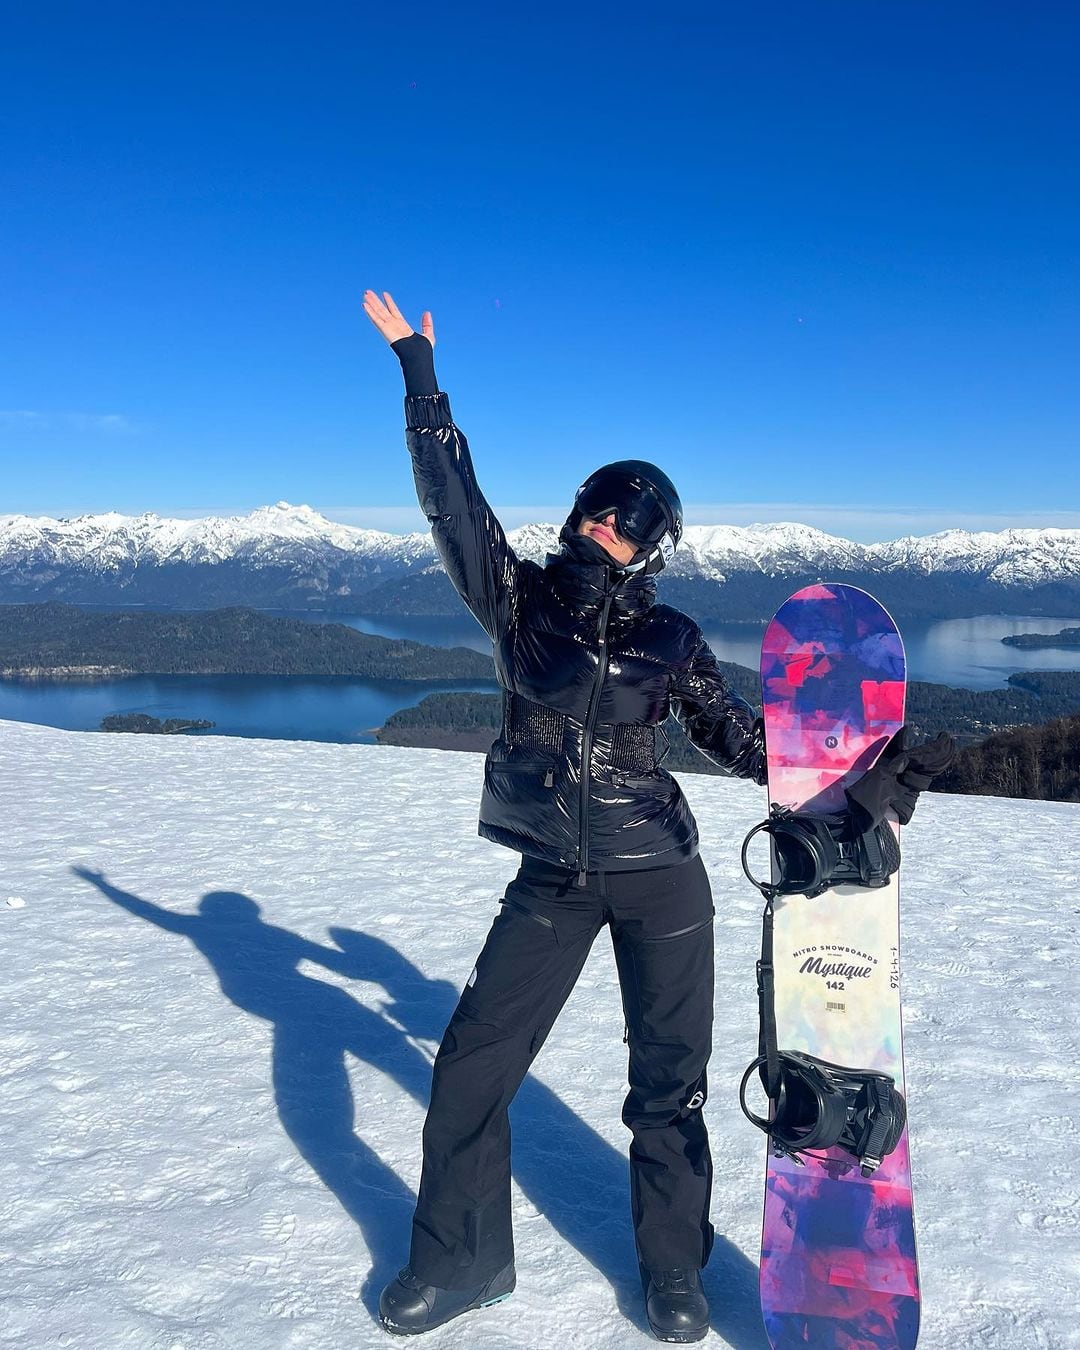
left=404, top=389, right=766, bottom=886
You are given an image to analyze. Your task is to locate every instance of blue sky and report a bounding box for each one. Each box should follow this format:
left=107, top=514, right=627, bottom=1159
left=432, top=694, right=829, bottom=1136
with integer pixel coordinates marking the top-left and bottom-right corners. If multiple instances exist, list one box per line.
left=2, top=3, right=1077, bottom=540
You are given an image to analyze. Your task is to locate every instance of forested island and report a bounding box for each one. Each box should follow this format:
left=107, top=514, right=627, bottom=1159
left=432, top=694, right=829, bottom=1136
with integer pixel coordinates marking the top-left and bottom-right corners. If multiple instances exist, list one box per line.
left=101, top=713, right=215, bottom=734
left=0, top=602, right=494, bottom=680
left=1002, top=626, right=1080, bottom=649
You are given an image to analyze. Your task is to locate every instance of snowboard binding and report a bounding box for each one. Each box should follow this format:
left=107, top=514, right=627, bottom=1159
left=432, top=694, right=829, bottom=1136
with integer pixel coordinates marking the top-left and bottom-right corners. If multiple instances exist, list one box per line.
left=740, top=803, right=900, bottom=901
left=740, top=803, right=906, bottom=1176
left=738, top=1048, right=907, bottom=1176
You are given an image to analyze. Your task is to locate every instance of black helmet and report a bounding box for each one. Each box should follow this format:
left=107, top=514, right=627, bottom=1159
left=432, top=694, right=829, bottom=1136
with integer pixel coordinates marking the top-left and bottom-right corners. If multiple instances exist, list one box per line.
left=568, top=459, right=683, bottom=576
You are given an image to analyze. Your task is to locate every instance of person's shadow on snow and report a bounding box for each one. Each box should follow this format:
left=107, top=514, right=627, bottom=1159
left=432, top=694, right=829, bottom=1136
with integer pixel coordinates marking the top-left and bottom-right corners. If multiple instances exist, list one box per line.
left=72, top=867, right=766, bottom=1348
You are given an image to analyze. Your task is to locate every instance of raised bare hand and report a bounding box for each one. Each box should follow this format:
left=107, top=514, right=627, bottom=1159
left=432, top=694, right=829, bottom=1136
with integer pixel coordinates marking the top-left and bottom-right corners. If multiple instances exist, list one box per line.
left=362, top=289, right=435, bottom=349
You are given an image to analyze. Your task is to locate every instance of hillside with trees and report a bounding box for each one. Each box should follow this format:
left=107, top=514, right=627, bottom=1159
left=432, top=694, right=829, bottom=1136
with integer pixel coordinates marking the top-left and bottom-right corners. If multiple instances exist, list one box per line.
left=0, top=602, right=494, bottom=681
left=376, top=677, right=1080, bottom=801
left=933, top=714, right=1080, bottom=802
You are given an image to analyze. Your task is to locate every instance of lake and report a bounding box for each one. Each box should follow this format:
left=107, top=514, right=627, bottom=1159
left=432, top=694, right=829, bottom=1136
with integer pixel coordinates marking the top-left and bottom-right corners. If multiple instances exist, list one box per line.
left=1, top=607, right=1078, bottom=743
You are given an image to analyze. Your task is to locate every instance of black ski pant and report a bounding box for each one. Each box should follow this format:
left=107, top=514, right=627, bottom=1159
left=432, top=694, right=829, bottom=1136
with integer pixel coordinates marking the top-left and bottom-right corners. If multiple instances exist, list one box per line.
left=408, top=851, right=716, bottom=1289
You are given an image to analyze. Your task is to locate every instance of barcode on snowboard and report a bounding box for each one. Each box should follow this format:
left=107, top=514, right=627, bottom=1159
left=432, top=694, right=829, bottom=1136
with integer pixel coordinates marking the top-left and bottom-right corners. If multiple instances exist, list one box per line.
left=826, top=1000, right=846, bottom=1012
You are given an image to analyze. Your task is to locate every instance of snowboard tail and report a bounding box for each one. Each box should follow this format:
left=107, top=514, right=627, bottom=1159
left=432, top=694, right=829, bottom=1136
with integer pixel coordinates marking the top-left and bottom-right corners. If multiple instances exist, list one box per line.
left=755, top=584, right=919, bottom=1350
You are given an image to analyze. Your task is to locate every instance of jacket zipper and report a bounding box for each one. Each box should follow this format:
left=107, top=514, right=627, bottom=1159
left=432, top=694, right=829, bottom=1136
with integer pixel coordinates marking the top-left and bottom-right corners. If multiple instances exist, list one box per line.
left=639, top=913, right=715, bottom=943
left=577, top=590, right=616, bottom=887
left=489, top=761, right=556, bottom=787
left=500, top=896, right=557, bottom=929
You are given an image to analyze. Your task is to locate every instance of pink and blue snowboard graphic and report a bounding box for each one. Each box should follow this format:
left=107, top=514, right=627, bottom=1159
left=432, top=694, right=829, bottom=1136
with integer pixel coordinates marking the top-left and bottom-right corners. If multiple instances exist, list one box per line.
left=757, top=584, right=919, bottom=1349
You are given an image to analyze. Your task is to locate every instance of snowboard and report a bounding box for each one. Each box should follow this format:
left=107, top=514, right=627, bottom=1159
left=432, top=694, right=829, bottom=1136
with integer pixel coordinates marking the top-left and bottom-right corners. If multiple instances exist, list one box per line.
left=755, top=584, right=919, bottom=1349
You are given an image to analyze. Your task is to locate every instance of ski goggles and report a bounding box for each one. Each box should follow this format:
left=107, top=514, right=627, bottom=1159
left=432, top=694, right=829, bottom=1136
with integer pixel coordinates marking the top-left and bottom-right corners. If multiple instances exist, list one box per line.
left=574, top=468, right=677, bottom=548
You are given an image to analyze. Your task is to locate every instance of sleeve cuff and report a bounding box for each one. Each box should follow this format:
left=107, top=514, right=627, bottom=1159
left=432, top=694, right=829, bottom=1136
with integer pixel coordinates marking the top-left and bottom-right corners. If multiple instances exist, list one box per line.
left=404, top=391, right=454, bottom=430
left=390, top=331, right=439, bottom=397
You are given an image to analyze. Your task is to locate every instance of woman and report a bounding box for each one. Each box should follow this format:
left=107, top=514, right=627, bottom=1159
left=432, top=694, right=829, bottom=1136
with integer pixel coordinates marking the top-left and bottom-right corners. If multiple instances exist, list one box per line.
left=362, top=288, right=767, bottom=1344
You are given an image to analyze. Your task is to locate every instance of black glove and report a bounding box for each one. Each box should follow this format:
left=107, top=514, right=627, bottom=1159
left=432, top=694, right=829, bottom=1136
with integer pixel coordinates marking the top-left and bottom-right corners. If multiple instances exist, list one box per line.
left=845, top=726, right=956, bottom=829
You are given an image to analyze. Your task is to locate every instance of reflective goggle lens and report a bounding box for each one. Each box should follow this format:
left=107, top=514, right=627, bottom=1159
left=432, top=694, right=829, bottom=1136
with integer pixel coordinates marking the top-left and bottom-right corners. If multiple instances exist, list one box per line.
left=576, top=471, right=672, bottom=547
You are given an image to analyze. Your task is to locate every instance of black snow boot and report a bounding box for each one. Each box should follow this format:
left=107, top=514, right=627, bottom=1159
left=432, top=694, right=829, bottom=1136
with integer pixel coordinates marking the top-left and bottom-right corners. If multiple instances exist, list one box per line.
left=641, top=1265, right=710, bottom=1344
left=378, top=1260, right=515, bottom=1336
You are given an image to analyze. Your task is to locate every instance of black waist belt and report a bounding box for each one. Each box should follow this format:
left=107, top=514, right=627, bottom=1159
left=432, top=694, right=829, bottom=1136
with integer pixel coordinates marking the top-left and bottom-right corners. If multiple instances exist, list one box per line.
left=503, top=690, right=667, bottom=772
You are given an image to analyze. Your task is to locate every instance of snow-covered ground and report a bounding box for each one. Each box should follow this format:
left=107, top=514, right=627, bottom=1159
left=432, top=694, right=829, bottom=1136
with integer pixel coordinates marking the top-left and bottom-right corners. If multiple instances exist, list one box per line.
left=2, top=717, right=1077, bottom=1350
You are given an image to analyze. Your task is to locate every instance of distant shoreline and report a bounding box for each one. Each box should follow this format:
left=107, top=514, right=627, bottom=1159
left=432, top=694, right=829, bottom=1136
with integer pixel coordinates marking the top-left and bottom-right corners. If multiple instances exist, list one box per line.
left=0, top=667, right=498, bottom=686
left=0, top=601, right=494, bottom=682
left=0, top=665, right=137, bottom=680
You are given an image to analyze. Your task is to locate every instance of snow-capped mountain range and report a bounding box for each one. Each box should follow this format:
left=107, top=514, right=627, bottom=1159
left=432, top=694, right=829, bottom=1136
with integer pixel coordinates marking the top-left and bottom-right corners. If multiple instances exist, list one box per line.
left=2, top=501, right=1079, bottom=618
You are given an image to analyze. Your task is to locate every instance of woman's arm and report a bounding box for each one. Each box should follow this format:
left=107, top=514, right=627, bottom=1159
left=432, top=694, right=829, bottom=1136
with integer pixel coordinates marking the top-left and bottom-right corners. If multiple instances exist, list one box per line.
left=669, top=630, right=768, bottom=784
left=363, top=290, right=527, bottom=644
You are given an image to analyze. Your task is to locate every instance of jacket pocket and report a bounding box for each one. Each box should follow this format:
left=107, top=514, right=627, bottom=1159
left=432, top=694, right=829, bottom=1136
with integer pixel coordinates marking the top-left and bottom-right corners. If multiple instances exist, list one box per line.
left=488, top=758, right=556, bottom=788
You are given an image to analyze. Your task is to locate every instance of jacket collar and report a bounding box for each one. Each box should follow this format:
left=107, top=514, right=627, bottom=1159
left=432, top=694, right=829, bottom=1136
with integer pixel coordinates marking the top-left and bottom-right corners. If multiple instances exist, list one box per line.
left=543, top=522, right=656, bottom=625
